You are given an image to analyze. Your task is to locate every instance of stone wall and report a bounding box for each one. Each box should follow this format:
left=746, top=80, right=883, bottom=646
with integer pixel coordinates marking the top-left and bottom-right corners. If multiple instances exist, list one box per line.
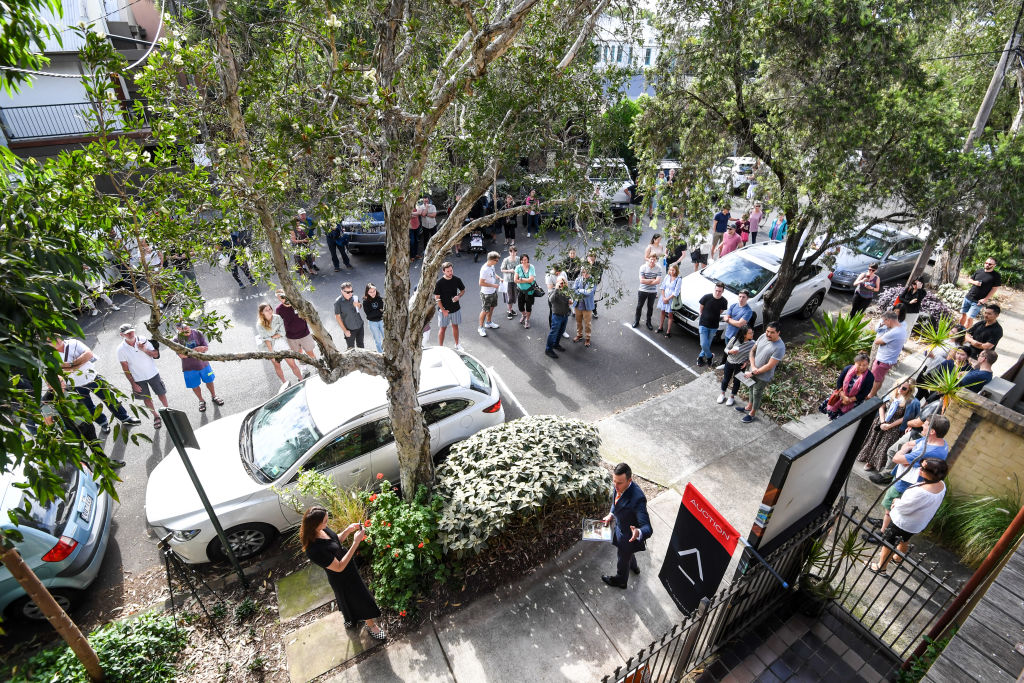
left=945, top=391, right=1024, bottom=496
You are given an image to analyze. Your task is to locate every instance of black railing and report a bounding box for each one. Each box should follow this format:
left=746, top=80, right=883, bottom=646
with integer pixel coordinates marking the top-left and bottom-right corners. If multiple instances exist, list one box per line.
left=0, top=100, right=150, bottom=141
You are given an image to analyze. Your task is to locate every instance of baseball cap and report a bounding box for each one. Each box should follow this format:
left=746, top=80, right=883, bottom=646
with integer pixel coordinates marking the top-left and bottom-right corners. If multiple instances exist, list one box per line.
left=119, top=323, right=135, bottom=335
left=297, top=208, right=306, bottom=214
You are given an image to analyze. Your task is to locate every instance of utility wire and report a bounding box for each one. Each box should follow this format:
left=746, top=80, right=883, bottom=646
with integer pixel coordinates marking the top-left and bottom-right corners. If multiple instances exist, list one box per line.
left=0, top=7, right=164, bottom=80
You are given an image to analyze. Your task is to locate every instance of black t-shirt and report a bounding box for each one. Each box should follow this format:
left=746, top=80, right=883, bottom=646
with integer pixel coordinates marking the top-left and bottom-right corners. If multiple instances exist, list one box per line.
left=901, top=286, right=925, bottom=314
left=967, top=269, right=1002, bottom=301
left=434, top=275, right=466, bottom=312
left=364, top=295, right=384, bottom=322
left=966, top=320, right=1003, bottom=359
left=698, top=293, right=729, bottom=328
left=305, top=528, right=344, bottom=569
left=668, top=244, right=687, bottom=264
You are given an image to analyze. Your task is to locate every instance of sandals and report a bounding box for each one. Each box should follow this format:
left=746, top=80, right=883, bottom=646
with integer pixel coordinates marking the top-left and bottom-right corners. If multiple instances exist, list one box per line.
left=572, top=336, right=583, bottom=343
left=869, top=562, right=887, bottom=575
left=212, top=396, right=225, bottom=406
left=524, top=321, right=530, bottom=329
left=153, top=415, right=163, bottom=429
left=198, top=401, right=207, bottom=412
left=585, top=340, right=591, bottom=347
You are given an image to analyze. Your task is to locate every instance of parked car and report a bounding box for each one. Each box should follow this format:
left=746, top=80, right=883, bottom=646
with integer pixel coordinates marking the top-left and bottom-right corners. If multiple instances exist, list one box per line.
left=1, top=463, right=113, bottom=620
left=587, top=157, right=633, bottom=215
left=340, top=202, right=387, bottom=252
left=711, top=156, right=757, bottom=194
left=672, top=241, right=831, bottom=335
left=146, top=347, right=505, bottom=564
left=828, top=226, right=928, bottom=291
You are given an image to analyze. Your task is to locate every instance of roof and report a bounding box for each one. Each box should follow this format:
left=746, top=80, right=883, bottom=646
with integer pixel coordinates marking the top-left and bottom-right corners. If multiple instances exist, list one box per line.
left=304, top=347, right=466, bottom=433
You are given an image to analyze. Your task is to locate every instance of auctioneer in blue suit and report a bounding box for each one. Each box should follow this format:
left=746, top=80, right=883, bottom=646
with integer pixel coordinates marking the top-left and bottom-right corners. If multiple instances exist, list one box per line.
left=603, top=463, right=653, bottom=589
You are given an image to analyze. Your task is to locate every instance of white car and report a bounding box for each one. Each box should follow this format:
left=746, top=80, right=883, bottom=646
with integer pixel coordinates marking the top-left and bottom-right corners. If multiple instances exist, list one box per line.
left=711, top=156, right=757, bottom=194
left=672, top=241, right=831, bottom=335
left=146, top=348, right=504, bottom=564
left=587, top=157, right=633, bottom=215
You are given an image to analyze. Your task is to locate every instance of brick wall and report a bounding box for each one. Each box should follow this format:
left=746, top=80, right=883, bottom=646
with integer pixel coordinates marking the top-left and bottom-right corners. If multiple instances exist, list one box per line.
left=945, top=392, right=1024, bottom=496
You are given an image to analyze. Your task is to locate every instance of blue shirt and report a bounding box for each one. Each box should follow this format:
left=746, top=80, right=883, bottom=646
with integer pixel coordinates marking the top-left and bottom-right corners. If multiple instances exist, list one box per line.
left=573, top=276, right=596, bottom=311
left=723, top=303, right=753, bottom=340
left=894, top=438, right=949, bottom=493
left=958, top=369, right=992, bottom=392
left=713, top=211, right=731, bottom=233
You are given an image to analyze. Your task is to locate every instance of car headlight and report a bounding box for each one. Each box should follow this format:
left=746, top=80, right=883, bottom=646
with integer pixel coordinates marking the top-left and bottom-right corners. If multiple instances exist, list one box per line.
left=170, top=529, right=202, bottom=542
left=834, top=270, right=853, bottom=279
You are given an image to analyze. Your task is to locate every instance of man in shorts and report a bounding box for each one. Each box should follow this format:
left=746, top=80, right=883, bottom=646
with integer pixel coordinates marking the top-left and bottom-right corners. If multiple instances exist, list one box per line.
left=478, top=251, right=502, bottom=337
left=869, top=310, right=908, bottom=398
left=275, top=288, right=317, bottom=361
left=959, top=257, right=1001, bottom=328
left=175, top=322, right=224, bottom=412
left=117, top=324, right=169, bottom=429
left=434, top=261, right=466, bottom=351
left=690, top=238, right=710, bottom=272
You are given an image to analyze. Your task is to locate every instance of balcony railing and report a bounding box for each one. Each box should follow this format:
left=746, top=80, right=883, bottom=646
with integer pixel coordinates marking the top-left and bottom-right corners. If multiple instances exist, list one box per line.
left=0, top=100, right=151, bottom=142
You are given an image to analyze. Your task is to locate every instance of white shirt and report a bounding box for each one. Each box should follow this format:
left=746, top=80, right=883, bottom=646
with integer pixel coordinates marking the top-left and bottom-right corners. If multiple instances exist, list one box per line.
left=117, top=339, right=159, bottom=381
left=479, top=263, right=500, bottom=294
left=890, top=483, right=946, bottom=534
left=60, top=338, right=98, bottom=386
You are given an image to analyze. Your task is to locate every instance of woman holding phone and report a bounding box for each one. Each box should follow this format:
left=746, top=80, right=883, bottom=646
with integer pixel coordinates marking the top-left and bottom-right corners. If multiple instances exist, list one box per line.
left=301, top=506, right=385, bottom=640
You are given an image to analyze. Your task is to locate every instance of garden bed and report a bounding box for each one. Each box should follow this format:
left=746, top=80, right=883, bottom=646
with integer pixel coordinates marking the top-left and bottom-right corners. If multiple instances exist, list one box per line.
left=720, top=345, right=836, bottom=423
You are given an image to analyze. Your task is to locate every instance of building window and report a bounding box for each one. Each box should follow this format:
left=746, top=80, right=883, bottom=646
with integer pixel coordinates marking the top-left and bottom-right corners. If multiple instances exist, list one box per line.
left=645, top=48, right=652, bottom=66
left=616, top=45, right=623, bottom=63
left=604, top=45, right=610, bottom=62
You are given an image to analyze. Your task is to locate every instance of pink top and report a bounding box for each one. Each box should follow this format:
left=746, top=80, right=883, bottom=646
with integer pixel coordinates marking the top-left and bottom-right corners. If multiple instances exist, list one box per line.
left=748, top=209, right=762, bottom=233
left=720, top=232, right=743, bottom=257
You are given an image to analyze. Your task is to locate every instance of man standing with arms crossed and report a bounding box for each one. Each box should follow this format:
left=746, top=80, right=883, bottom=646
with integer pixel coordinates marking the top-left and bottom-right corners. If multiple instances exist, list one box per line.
left=632, top=255, right=663, bottom=331
left=434, top=261, right=466, bottom=351
left=117, top=324, right=170, bottom=429
left=477, top=251, right=502, bottom=337
left=333, top=282, right=365, bottom=349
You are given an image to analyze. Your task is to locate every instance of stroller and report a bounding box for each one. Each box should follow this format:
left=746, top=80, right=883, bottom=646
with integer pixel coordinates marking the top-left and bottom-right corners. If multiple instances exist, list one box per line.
left=469, top=230, right=485, bottom=262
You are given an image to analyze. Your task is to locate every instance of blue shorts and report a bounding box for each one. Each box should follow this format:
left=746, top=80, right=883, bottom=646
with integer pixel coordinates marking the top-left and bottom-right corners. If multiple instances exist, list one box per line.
left=959, top=297, right=981, bottom=318
left=183, top=365, right=215, bottom=389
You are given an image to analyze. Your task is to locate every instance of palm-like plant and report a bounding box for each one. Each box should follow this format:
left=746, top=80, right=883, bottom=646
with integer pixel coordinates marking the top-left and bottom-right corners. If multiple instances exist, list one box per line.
left=917, top=364, right=977, bottom=413
left=806, top=312, right=875, bottom=368
left=914, top=316, right=960, bottom=359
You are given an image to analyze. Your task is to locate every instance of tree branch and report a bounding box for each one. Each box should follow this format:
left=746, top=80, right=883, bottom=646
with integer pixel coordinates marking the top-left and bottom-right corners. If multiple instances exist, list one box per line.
left=556, top=0, right=609, bottom=71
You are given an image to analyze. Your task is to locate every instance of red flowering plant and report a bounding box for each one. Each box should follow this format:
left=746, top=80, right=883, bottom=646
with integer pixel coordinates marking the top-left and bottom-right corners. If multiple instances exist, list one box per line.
left=357, top=478, right=446, bottom=615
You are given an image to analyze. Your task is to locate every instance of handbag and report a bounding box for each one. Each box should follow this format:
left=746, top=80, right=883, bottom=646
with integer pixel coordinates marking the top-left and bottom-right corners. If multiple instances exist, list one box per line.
left=529, top=282, right=546, bottom=298
left=218, top=252, right=232, bottom=269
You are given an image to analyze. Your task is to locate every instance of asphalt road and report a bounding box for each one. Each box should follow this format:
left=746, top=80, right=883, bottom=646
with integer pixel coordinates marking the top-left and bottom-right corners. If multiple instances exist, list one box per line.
left=10, top=207, right=857, bottom=637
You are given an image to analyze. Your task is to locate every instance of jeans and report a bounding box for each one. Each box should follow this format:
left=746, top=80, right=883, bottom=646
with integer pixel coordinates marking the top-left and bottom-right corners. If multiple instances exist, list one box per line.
left=367, top=319, right=384, bottom=352
left=850, top=293, right=873, bottom=317
left=409, top=228, right=419, bottom=258
left=344, top=326, right=365, bottom=349
left=527, top=214, right=540, bottom=234
left=75, top=378, right=129, bottom=425
left=698, top=326, right=716, bottom=359
left=749, top=231, right=758, bottom=244
left=547, top=313, right=568, bottom=350
left=721, top=362, right=743, bottom=394
left=634, top=291, right=656, bottom=325
left=229, top=254, right=254, bottom=285
left=327, top=239, right=351, bottom=269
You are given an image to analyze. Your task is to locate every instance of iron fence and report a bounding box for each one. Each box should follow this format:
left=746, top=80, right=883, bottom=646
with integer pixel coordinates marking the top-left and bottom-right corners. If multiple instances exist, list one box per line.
left=601, top=510, right=831, bottom=683
left=0, top=100, right=150, bottom=140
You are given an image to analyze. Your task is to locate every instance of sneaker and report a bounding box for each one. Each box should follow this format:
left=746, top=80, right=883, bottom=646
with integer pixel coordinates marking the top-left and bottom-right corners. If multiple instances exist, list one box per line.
left=726, top=396, right=735, bottom=406
left=869, top=473, right=893, bottom=486
left=454, top=344, right=465, bottom=352
left=707, top=354, right=715, bottom=366
left=735, top=405, right=747, bottom=412
left=741, top=414, right=754, bottom=424
left=486, top=322, right=501, bottom=329
left=239, top=283, right=246, bottom=289
left=545, top=348, right=558, bottom=359
left=715, top=364, right=726, bottom=371
left=90, top=308, right=99, bottom=316
left=526, top=232, right=532, bottom=237
left=122, top=417, right=142, bottom=425
left=111, top=304, right=121, bottom=311
left=696, top=356, right=705, bottom=367
left=507, top=311, right=516, bottom=320
left=562, top=332, right=570, bottom=338
left=716, top=394, right=726, bottom=404
left=553, top=345, right=567, bottom=351
left=478, top=327, right=487, bottom=337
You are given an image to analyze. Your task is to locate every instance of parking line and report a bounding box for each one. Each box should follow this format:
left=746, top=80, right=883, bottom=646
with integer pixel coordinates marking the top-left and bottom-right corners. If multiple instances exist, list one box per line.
left=488, top=365, right=530, bottom=417
left=622, top=323, right=699, bottom=377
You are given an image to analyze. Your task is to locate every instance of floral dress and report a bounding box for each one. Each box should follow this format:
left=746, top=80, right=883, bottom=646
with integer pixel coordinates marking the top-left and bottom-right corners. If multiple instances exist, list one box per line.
left=658, top=274, right=681, bottom=313
left=856, top=399, right=908, bottom=471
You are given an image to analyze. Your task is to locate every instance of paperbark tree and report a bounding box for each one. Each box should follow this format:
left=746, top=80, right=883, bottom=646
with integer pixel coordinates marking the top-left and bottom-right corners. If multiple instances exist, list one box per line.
left=31, top=0, right=635, bottom=499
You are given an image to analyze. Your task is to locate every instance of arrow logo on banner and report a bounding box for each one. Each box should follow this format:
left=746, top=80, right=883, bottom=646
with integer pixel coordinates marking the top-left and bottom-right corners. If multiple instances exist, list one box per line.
left=677, top=548, right=704, bottom=585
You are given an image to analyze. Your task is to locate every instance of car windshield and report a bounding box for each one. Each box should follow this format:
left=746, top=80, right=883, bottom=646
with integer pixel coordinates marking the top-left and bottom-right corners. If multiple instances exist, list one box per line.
left=851, top=233, right=889, bottom=260
left=701, top=255, right=776, bottom=296
left=737, top=163, right=754, bottom=174
left=588, top=163, right=627, bottom=181
left=460, top=353, right=491, bottom=394
left=246, top=384, right=322, bottom=482
left=7, top=465, right=78, bottom=536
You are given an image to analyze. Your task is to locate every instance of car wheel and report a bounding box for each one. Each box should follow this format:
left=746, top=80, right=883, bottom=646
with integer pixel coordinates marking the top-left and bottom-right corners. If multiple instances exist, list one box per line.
left=433, top=445, right=452, bottom=466
left=206, top=523, right=277, bottom=563
left=8, top=589, right=77, bottom=621
left=800, top=292, right=824, bottom=320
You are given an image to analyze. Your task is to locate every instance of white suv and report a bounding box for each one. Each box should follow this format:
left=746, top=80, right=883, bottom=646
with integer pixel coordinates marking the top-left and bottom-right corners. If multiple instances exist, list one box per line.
left=146, top=348, right=504, bottom=564
left=672, top=241, right=830, bottom=335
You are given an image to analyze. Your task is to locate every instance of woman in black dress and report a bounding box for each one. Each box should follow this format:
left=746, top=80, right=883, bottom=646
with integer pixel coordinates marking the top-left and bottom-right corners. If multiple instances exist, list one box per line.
left=301, top=506, right=385, bottom=640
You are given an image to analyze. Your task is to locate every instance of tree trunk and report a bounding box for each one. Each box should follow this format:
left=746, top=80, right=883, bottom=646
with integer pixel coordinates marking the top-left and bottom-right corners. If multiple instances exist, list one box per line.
left=937, top=214, right=987, bottom=285
left=761, top=196, right=802, bottom=322
left=0, top=547, right=103, bottom=682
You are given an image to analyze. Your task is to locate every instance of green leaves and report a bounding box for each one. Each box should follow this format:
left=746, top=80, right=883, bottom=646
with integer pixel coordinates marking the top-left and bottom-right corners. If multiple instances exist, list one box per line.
left=433, top=416, right=611, bottom=555
left=806, top=311, right=875, bottom=368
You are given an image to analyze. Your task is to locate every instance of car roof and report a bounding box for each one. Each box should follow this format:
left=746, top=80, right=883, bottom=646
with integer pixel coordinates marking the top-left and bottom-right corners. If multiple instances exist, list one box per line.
left=864, top=224, right=916, bottom=241
left=304, top=347, right=468, bottom=433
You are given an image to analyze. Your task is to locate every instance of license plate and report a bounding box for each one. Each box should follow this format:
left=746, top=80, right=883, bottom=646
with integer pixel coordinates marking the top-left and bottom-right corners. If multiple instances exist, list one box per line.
left=79, top=494, right=94, bottom=522
left=360, top=226, right=380, bottom=234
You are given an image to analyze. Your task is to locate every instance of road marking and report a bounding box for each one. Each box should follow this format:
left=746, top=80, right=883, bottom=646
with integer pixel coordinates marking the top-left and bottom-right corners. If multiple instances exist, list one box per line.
left=488, top=365, right=530, bottom=417
left=622, top=323, right=699, bottom=377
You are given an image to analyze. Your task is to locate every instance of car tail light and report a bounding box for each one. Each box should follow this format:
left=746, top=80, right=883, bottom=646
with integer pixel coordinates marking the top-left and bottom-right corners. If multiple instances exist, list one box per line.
left=483, top=399, right=502, bottom=414
left=42, top=536, right=79, bottom=562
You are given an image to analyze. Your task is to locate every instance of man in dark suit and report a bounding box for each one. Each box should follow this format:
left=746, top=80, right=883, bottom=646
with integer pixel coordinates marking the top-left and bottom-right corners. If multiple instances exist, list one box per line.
left=602, top=462, right=653, bottom=589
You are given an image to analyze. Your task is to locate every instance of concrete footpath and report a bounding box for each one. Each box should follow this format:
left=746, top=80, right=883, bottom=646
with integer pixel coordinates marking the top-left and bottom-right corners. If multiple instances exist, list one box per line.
left=293, top=372, right=813, bottom=683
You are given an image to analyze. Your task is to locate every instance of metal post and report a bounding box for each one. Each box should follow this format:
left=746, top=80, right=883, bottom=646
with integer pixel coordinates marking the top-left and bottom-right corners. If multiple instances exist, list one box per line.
left=159, top=408, right=249, bottom=588
left=671, top=596, right=711, bottom=680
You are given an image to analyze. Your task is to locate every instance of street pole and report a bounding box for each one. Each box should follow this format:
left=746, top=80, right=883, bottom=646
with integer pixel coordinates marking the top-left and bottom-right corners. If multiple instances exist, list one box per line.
left=905, top=32, right=1021, bottom=287
left=159, top=408, right=249, bottom=588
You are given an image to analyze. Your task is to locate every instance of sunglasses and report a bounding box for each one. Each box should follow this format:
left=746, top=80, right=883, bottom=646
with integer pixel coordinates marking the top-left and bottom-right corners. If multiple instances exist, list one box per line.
left=343, top=290, right=353, bottom=294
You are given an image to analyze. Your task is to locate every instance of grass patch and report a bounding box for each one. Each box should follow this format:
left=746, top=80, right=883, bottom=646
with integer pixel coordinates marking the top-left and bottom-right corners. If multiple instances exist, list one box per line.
left=927, top=478, right=1023, bottom=567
